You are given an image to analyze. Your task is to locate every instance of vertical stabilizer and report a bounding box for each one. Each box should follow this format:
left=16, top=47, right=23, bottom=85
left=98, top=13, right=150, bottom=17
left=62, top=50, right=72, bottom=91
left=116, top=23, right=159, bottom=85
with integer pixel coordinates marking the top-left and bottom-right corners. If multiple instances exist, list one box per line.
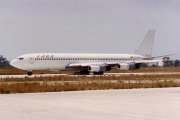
left=134, top=30, right=155, bottom=57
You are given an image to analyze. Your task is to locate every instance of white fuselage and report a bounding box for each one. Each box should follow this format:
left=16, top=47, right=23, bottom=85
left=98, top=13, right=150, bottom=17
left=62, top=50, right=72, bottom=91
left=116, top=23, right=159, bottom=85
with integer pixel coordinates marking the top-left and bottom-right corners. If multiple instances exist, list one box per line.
left=10, top=53, right=143, bottom=71
left=10, top=30, right=157, bottom=74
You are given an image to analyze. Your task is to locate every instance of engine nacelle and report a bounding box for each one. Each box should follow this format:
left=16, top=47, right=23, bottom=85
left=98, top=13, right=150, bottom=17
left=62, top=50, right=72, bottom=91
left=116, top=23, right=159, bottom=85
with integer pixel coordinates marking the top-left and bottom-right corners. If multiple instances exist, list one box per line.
left=118, top=63, right=137, bottom=70
left=157, top=61, right=164, bottom=67
left=88, top=65, right=111, bottom=72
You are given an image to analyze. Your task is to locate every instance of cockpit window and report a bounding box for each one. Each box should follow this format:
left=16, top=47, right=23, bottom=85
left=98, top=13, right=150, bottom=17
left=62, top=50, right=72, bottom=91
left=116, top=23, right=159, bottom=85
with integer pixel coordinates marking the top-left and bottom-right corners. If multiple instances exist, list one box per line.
left=18, top=58, right=24, bottom=60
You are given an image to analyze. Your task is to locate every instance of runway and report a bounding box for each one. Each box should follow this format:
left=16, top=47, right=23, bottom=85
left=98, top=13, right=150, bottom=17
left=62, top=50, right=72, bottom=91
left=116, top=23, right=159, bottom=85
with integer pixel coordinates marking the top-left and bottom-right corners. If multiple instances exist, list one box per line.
left=0, top=72, right=180, bottom=78
left=0, top=88, right=180, bottom=120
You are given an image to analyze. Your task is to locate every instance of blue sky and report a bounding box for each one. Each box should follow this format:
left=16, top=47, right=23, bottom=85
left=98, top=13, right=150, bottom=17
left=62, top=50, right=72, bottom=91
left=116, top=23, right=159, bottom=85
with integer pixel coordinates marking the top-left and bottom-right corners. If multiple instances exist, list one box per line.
left=0, top=0, right=180, bottom=60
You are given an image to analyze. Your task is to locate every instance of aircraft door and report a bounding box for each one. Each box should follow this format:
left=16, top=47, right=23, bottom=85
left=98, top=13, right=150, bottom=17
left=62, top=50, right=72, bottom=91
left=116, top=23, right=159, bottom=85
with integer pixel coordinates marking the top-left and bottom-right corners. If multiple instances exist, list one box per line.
left=29, top=57, right=34, bottom=64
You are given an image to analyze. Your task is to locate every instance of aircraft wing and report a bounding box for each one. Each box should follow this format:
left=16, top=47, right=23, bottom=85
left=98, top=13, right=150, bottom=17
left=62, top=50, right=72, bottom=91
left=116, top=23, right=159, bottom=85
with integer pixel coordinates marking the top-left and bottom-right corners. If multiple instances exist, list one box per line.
left=66, top=60, right=163, bottom=70
left=66, top=62, right=118, bottom=68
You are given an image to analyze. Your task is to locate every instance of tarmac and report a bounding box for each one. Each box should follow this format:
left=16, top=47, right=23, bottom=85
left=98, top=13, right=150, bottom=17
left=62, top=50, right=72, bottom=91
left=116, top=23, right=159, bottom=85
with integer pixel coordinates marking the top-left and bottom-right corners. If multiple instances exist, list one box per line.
left=0, top=87, right=180, bottom=120
left=0, top=72, right=180, bottom=78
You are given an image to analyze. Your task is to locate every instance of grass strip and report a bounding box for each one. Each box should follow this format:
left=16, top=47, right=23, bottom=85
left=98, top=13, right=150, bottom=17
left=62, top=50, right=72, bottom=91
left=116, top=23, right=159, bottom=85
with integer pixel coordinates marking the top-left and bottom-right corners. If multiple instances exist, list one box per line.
left=0, top=80, right=179, bottom=94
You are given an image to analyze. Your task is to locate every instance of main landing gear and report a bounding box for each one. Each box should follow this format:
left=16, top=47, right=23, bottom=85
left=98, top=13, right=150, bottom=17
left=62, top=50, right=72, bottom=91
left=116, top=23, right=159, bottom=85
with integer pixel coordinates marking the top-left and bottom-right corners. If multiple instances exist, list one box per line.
left=79, top=70, right=90, bottom=75
left=79, top=71, right=104, bottom=75
left=93, top=72, right=104, bottom=75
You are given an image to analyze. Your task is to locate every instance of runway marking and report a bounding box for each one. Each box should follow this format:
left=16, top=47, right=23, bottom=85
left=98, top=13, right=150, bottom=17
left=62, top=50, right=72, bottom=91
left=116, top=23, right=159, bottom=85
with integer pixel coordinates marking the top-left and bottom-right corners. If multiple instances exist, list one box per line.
left=0, top=95, right=170, bottom=120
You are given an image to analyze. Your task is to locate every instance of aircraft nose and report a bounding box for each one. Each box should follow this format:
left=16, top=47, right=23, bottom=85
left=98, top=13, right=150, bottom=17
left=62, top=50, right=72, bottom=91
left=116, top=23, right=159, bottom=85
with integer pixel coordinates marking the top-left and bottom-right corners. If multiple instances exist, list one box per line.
left=10, top=60, right=16, bottom=67
left=10, top=59, right=25, bottom=70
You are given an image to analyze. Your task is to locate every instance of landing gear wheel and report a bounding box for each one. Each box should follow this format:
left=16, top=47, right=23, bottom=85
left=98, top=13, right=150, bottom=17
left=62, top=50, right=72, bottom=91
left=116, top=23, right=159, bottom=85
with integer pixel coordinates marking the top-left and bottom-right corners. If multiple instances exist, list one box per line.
left=27, top=71, right=33, bottom=76
left=80, top=71, right=90, bottom=75
left=93, top=72, right=104, bottom=75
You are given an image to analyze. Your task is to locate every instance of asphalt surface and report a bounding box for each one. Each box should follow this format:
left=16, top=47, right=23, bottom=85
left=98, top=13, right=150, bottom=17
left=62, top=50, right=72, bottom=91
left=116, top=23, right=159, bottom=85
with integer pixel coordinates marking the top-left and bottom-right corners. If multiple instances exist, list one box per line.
left=0, top=88, right=180, bottom=120
left=0, top=72, right=180, bottom=78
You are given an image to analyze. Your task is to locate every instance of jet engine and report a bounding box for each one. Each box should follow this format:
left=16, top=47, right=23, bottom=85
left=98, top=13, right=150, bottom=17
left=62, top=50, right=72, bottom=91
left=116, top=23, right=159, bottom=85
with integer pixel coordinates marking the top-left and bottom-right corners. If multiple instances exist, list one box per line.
left=88, top=65, right=111, bottom=72
left=118, top=63, right=140, bottom=70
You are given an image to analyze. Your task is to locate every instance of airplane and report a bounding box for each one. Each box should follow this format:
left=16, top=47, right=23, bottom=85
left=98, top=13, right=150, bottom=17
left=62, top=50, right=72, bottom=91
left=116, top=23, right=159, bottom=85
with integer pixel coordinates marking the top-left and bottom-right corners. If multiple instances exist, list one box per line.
left=10, top=30, right=172, bottom=76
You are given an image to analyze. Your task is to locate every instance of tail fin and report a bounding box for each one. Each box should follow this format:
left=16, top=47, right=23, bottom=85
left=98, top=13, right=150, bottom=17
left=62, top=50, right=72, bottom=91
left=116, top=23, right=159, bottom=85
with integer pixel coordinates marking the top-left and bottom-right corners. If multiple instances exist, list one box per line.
left=134, top=30, right=155, bottom=57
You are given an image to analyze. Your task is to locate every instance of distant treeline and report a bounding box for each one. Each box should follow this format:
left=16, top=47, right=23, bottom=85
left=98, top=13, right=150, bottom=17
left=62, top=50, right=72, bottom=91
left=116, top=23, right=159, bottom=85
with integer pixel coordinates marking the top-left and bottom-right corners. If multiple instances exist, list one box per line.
left=0, top=55, right=11, bottom=68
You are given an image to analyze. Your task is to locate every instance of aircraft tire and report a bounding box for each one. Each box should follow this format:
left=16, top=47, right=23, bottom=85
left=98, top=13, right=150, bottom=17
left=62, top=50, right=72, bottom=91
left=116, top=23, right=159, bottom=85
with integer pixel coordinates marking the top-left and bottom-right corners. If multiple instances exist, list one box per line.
left=80, top=71, right=90, bottom=75
left=27, top=71, right=33, bottom=76
left=93, top=72, right=104, bottom=75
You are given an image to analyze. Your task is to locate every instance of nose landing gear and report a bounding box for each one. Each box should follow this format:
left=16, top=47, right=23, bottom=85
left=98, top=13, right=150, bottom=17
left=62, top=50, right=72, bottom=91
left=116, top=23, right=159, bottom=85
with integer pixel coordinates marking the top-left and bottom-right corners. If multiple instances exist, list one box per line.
left=27, top=71, right=33, bottom=76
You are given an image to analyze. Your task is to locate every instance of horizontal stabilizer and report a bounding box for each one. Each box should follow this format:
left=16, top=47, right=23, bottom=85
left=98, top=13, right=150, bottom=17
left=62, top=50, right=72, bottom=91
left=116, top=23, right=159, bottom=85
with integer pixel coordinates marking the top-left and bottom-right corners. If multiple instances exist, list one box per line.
left=135, top=60, right=163, bottom=64
left=143, top=54, right=175, bottom=60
